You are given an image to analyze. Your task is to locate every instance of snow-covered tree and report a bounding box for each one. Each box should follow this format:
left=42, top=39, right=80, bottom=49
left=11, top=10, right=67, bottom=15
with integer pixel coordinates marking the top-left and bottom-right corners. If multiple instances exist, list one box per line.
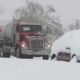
left=14, top=0, right=64, bottom=44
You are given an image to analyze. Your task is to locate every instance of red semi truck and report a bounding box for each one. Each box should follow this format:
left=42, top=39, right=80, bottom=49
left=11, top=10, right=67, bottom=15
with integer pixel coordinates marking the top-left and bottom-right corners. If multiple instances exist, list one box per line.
left=3, top=20, right=50, bottom=59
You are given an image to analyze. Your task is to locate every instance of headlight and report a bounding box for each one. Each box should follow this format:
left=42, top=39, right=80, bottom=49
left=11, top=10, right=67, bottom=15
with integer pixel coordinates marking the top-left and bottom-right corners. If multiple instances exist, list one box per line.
left=21, top=41, right=26, bottom=48
left=45, top=44, right=51, bottom=49
left=22, top=44, right=26, bottom=47
left=48, top=44, right=51, bottom=48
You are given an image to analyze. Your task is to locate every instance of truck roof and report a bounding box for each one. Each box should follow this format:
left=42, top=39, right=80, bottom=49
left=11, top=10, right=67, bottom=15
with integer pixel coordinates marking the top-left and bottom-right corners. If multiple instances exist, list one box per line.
left=13, top=19, right=41, bottom=26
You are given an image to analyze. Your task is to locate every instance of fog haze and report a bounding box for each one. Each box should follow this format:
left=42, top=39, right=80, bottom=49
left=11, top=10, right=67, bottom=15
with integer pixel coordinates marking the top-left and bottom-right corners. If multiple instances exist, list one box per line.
left=0, top=0, right=80, bottom=26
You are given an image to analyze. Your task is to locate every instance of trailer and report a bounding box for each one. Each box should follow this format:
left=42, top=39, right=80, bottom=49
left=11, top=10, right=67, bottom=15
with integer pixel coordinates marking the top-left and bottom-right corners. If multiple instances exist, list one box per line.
left=0, top=26, right=11, bottom=57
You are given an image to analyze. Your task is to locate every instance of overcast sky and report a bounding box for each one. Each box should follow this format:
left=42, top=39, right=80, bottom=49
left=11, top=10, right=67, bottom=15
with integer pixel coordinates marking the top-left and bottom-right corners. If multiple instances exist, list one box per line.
left=0, top=0, right=80, bottom=26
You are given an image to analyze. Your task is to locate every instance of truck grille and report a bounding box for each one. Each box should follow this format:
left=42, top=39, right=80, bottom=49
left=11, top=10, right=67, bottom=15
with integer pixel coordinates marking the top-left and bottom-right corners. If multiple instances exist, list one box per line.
left=30, top=39, right=43, bottom=50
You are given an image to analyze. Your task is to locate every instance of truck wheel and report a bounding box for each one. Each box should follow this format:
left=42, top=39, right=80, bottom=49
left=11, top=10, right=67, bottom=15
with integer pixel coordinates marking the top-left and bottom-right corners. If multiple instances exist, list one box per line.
left=16, top=48, right=21, bottom=58
left=2, top=48, right=11, bottom=58
left=72, top=54, right=76, bottom=58
left=0, top=48, right=2, bottom=57
left=27, top=55, right=33, bottom=59
left=51, top=54, right=56, bottom=60
left=75, top=55, right=80, bottom=63
left=43, top=55, right=49, bottom=60
left=1, top=49, right=4, bottom=57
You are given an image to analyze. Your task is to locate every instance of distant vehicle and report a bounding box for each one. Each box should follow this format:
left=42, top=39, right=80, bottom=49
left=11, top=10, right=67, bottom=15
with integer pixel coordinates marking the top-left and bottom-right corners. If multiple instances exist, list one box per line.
left=2, top=19, right=50, bottom=59
left=50, top=30, right=80, bottom=62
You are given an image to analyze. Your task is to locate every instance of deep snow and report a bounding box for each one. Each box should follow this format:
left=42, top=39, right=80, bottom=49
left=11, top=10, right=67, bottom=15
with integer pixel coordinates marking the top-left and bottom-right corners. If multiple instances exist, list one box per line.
left=1, top=29, right=80, bottom=80
left=51, top=29, right=80, bottom=56
left=0, top=58, right=80, bottom=80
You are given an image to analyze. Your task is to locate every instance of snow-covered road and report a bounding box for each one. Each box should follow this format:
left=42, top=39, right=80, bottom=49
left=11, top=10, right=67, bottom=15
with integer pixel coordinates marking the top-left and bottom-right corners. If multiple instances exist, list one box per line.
left=0, top=57, right=80, bottom=80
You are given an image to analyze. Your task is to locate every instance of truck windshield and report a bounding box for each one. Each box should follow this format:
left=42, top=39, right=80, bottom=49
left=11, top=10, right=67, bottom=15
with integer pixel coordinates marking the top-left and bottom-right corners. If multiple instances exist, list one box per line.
left=19, top=25, right=42, bottom=33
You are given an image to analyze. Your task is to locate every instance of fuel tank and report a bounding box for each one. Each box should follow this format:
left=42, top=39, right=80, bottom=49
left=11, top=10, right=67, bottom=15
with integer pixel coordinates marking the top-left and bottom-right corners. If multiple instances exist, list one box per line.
left=3, top=22, right=13, bottom=43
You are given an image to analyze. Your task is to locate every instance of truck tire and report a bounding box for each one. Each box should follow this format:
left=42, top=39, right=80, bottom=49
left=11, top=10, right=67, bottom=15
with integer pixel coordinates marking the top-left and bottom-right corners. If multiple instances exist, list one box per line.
left=2, top=47, right=11, bottom=57
left=72, top=54, right=76, bottom=58
left=43, top=55, right=49, bottom=60
left=0, top=49, right=3, bottom=57
left=16, top=48, right=23, bottom=58
left=75, top=55, right=80, bottom=63
left=51, top=54, right=56, bottom=60
left=16, top=48, right=22, bottom=58
left=26, top=55, right=33, bottom=59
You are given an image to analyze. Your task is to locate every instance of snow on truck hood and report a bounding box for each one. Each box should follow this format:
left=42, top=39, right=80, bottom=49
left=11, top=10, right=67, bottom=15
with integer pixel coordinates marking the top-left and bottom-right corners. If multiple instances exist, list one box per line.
left=51, top=29, right=80, bottom=55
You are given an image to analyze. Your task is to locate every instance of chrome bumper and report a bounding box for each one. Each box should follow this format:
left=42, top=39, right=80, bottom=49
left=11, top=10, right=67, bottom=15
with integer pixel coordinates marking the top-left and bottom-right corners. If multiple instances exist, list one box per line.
left=21, top=47, right=50, bottom=56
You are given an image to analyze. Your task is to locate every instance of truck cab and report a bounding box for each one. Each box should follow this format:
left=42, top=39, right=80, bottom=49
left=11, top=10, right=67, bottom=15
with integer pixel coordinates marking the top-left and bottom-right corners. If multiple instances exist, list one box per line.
left=13, top=21, right=50, bottom=59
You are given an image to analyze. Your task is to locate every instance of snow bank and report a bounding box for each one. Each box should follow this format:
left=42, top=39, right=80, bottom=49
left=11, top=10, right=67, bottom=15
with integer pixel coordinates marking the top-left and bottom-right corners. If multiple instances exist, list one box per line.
left=51, top=29, right=80, bottom=55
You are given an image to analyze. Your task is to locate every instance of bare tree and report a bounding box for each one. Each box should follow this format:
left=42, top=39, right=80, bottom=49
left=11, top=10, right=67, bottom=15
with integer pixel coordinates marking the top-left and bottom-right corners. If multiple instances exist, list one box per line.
left=68, top=19, right=80, bottom=31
